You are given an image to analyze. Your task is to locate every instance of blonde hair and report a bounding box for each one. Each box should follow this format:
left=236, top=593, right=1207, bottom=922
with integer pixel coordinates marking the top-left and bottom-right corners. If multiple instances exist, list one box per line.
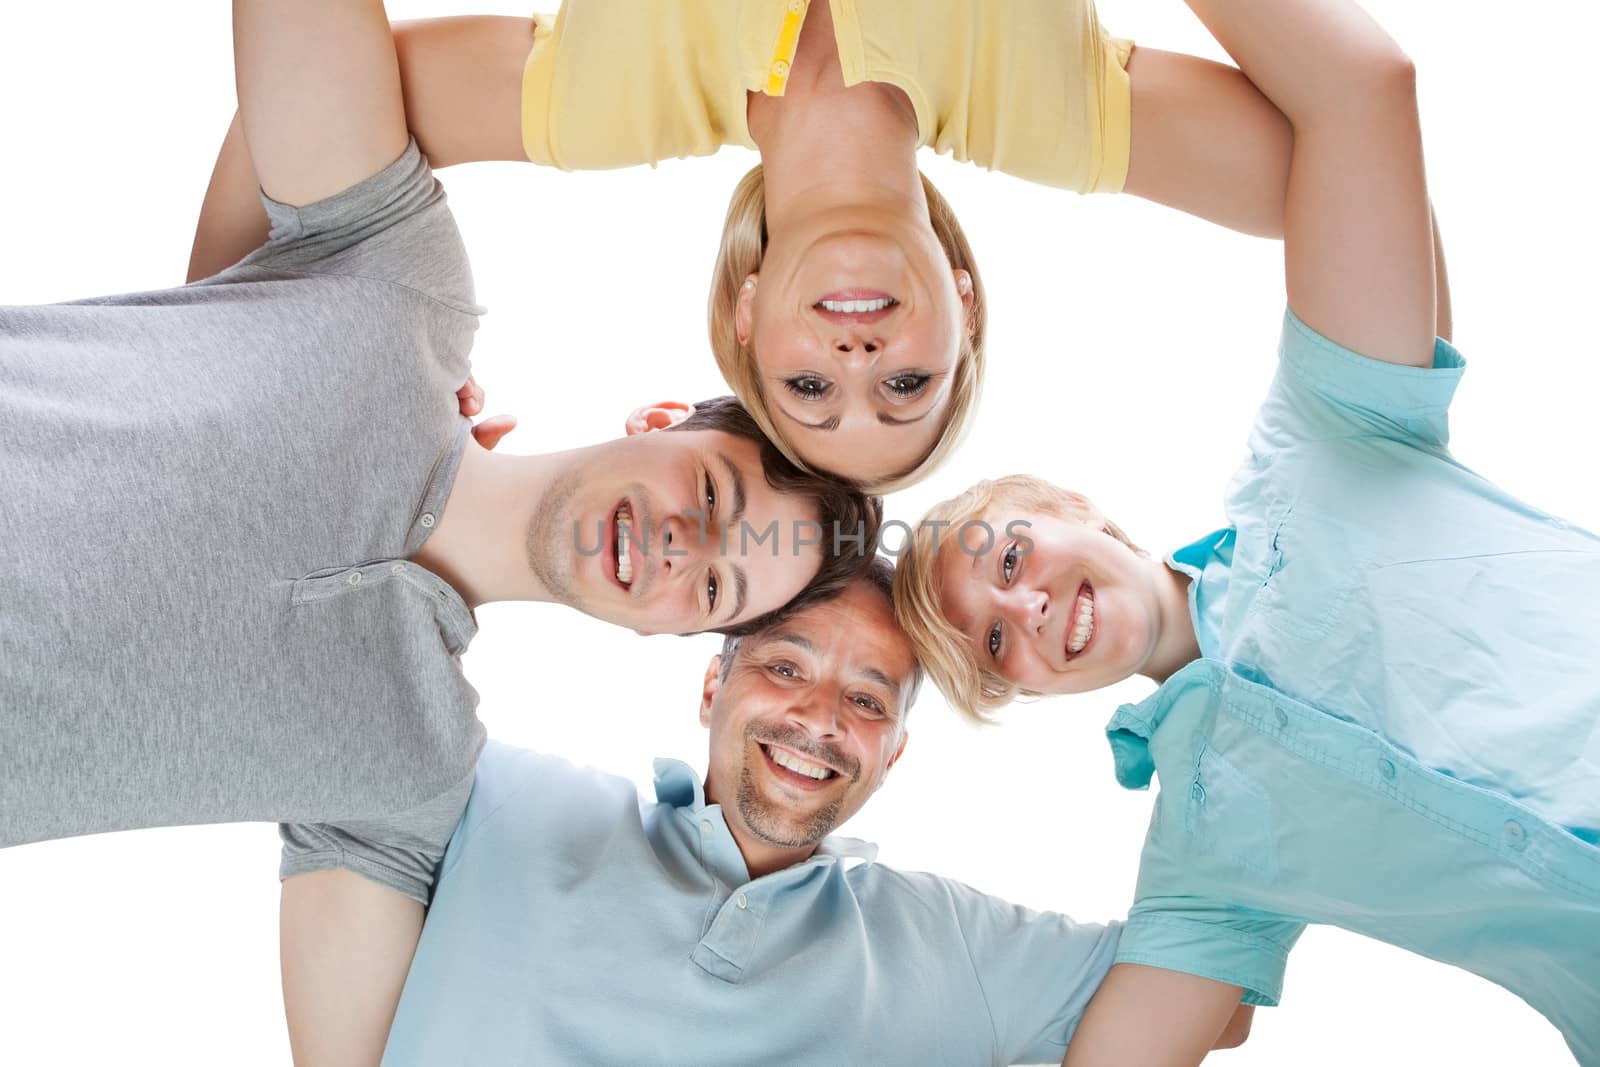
left=891, top=474, right=1145, bottom=723
left=708, top=164, right=987, bottom=494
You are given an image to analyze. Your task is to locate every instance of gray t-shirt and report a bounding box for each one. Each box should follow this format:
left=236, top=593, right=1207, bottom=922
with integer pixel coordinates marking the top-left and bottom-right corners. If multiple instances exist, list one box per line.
left=0, top=142, right=486, bottom=902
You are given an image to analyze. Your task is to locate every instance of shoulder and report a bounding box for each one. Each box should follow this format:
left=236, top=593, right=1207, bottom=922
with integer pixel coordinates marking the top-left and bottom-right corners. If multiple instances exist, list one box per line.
left=459, top=744, right=641, bottom=836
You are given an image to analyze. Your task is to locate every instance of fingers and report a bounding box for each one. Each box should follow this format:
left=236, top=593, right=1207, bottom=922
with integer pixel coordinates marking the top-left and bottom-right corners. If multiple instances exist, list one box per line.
left=456, top=376, right=485, bottom=417
left=470, top=413, right=517, bottom=451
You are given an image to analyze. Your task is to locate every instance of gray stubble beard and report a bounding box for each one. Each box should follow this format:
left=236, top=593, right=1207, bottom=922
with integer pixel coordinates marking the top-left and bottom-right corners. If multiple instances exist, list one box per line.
left=733, top=723, right=858, bottom=849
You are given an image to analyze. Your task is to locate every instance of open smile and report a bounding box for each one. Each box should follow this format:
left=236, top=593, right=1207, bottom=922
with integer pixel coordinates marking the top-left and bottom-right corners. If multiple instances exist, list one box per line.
left=813, top=289, right=899, bottom=326
left=604, top=499, right=643, bottom=593
left=759, top=742, right=842, bottom=792
left=1064, top=581, right=1096, bottom=661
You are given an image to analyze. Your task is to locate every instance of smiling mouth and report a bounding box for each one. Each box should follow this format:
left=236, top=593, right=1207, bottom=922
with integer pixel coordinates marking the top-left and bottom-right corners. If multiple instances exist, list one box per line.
left=759, top=743, right=840, bottom=789
left=813, top=291, right=899, bottom=326
left=610, top=500, right=635, bottom=589
left=1065, top=582, right=1095, bottom=659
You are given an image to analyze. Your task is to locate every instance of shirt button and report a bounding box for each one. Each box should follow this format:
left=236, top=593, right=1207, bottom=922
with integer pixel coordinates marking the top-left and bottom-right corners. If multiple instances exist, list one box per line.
left=700, top=821, right=712, bottom=834
left=736, top=893, right=748, bottom=910
left=420, top=513, right=436, bottom=529
left=771, top=59, right=790, bottom=79
left=1503, top=820, right=1528, bottom=850
left=1378, top=758, right=1397, bottom=781
left=391, top=563, right=404, bottom=575
left=346, top=571, right=363, bottom=586
left=1190, top=782, right=1207, bottom=806
left=787, top=0, right=807, bottom=12
left=1274, top=707, right=1289, bottom=728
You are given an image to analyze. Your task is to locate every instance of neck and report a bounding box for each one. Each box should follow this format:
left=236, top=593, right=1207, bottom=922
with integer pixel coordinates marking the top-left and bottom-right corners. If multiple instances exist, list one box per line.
left=704, top=775, right=819, bottom=880
left=409, top=442, right=564, bottom=609
left=1140, top=558, right=1202, bottom=685
left=747, top=1, right=924, bottom=237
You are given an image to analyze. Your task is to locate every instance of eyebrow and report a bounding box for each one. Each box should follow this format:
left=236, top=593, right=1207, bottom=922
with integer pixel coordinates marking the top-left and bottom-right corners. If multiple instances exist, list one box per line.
left=717, top=453, right=747, bottom=526
left=716, top=452, right=750, bottom=623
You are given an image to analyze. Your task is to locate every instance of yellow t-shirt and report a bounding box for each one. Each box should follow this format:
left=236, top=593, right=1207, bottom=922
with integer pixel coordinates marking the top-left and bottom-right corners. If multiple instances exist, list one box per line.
left=521, top=0, right=1132, bottom=193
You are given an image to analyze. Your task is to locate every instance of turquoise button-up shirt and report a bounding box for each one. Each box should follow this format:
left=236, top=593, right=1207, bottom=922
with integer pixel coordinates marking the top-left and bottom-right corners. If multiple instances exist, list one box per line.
left=382, top=742, right=1121, bottom=1066
left=1102, top=311, right=1600, bottom=1019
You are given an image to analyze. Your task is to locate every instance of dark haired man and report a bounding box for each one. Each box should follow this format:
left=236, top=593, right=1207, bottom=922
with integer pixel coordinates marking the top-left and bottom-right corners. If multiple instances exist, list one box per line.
left=0, top=0, right=874, bottom=915
left=283, top=558, right=1251, bottom=1064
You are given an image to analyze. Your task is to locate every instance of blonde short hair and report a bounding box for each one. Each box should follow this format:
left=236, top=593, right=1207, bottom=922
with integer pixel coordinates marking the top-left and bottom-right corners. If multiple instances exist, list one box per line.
left=891, top=474, right=1144, bottom=723
left=708, top=164, right=987, bottom=494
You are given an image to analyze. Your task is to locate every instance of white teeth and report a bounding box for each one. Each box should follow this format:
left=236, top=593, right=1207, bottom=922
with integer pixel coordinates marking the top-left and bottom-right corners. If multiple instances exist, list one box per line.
left=819, top=297, right=893, bottom=314
left=767, top=746, right=833, bottom=780
left=615, top=506, right=633, bottom=586
left=1067, top=588, right=1095, bottom=654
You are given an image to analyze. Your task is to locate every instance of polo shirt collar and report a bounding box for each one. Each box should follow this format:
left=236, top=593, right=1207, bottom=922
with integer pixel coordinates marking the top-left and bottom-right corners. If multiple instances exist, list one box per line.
left=651, top=757, right=879, bottom=867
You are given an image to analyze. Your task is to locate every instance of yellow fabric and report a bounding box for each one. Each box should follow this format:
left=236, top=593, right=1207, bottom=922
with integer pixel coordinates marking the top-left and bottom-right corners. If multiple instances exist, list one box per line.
left=520, top=0, right=1133, bottom=194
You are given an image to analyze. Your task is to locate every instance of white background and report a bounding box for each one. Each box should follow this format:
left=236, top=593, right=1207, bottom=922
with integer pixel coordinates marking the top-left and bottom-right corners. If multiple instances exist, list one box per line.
left=1, top=1, right=1595, bottom=1064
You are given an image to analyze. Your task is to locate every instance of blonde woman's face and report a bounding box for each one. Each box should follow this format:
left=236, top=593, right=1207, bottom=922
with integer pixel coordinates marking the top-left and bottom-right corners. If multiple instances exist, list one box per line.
left=934, top=507, right=1163, bottom=696
left=735, top=216, right=973, bottom=483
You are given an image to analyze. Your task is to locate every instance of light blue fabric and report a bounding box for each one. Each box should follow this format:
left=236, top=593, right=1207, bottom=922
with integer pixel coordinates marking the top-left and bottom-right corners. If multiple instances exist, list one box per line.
left=382, top=742, right=1121, bottom=1066
left=1104, top=311, right=1600, bottom=1064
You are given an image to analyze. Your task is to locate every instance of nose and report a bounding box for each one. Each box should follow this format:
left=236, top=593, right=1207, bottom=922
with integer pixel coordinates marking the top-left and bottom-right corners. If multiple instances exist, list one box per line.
left=784, top=683, right=843, bottom=739
left=831, top=333, right=883, bottom=360
left=1006, top=586, right=1050, bottom=638
left=659, top=510, right=719, bottom=577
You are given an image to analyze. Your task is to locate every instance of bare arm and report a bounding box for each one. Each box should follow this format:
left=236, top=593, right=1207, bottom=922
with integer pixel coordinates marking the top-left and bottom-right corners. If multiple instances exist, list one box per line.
left=232, top=0, right=409, bottom=207
left=1063, top=964, right=1247, bottom=1067
left=1184, top=0, right=1435, bottom=367
left=1123, top=48, right=1293, bottom=240
left=281, top=870, right=424, bottom=1066
left=190, top=15, right=529, bottom=281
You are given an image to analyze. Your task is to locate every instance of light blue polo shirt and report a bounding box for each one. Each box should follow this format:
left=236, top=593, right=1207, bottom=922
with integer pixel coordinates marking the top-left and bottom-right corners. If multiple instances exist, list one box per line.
left=1104, top=310, right=1600, bottom=1062
left=382, top=742, right=1121, bottom=1066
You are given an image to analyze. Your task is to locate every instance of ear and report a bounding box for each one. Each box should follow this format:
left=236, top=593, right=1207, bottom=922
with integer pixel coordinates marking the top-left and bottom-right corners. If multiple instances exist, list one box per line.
left=699, top=655, right=723, bottom=727
left=625, top=401, right=695, bottom=437
left=953, top=268, right=975, bottom=329
left=883, top=729, right=909, bottom=775
left=734, top=274, right=759, bottom=345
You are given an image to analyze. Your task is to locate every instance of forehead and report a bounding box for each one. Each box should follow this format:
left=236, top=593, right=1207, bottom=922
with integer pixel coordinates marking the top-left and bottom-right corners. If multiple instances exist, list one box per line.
left=745, top=583, right=915, bottom=685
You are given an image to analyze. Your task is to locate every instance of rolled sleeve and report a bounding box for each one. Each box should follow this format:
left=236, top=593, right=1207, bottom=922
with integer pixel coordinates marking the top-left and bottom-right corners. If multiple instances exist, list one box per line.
left=1117, top=901, right=1303, bottom=1008
left=279, top=770, right=475, bottom=905
left=1277, top=308, right=1466, bottom=449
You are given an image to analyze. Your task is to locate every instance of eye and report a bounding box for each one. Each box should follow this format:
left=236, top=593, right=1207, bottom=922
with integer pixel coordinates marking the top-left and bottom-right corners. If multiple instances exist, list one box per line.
left=769, top=661, right=799, bottom=679
left=707, top=571, right=719, bottom=614
left=987, top=622, right=1002, bottom=660
left=852, top=694, right=887, bottom=717
left=1001, top=542, right=1018, bottom=583
left=704, top=472, right=717, bottom=517
left=884, top=373, right=931, bottom=399
left=784, top=376, right=830, bottom=401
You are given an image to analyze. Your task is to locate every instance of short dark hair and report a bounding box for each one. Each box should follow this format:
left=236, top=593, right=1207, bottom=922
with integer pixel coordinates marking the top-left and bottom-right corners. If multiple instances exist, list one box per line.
left=668, top=396, right=882, bottom=639
left=718, top=554, right=925, bottom=715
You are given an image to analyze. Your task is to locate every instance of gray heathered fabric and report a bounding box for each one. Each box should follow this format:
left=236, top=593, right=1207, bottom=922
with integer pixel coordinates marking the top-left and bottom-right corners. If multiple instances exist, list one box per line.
left=0, top=142, right=487, bottom=903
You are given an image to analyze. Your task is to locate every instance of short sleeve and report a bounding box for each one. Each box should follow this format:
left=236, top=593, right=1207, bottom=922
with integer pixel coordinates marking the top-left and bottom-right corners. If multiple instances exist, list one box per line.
left=1116, top=897, right=1304, bottom=1008
left=232, top=139, right=480, bottom=316
left=1269, top=307, right=1467, bottom=450
left=946, top=879, right=1122, bottom=1064
left=279, top=769, right=475, bottom=905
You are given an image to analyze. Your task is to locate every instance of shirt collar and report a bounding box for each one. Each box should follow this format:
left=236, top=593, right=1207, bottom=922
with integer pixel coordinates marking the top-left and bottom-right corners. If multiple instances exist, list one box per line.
left=651, top=758, right=879, bottom=867
left=1104, top=527, right=1234, bottom=792
left=1167, top=526, right=1232, bottom=583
